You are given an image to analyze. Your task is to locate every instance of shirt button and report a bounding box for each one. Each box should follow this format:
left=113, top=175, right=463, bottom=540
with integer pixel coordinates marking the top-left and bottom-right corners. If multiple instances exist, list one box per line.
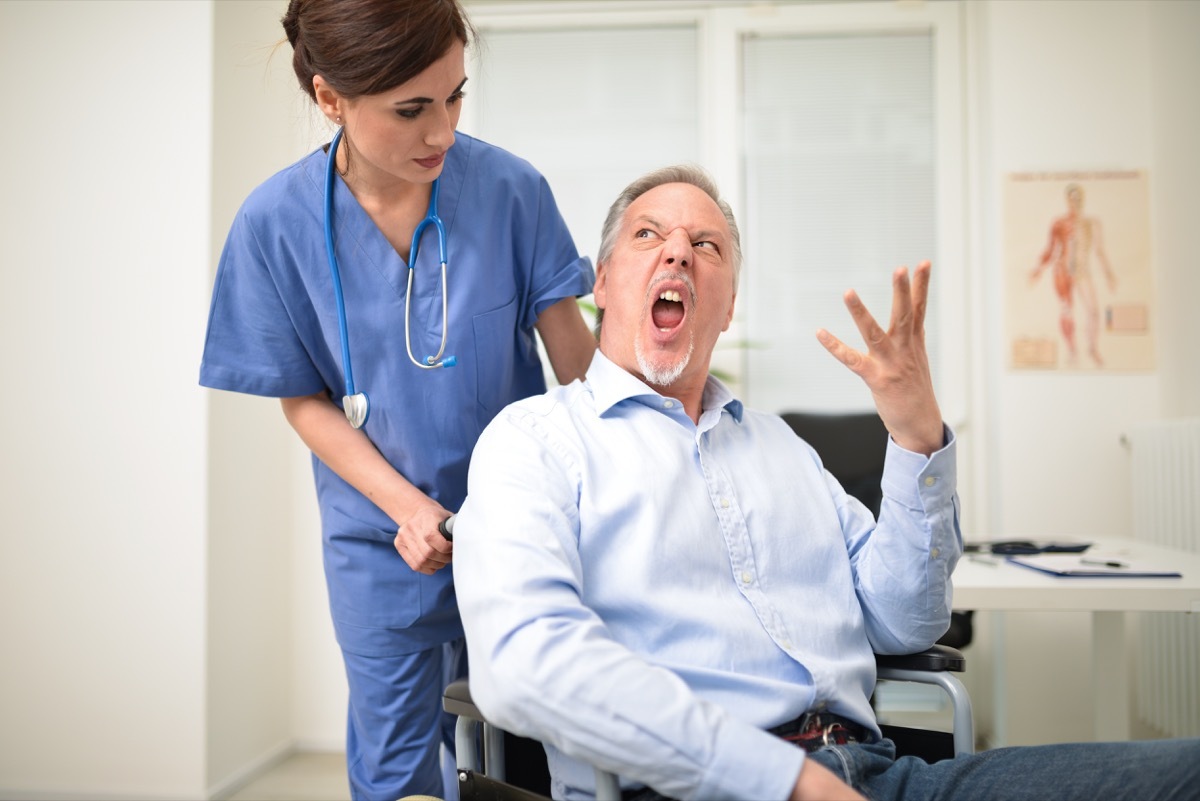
left=663, top=399, right=675, bottom=409
left=721, top=498, right=731, bottom=508
left=741, top=571, right=752, bottom=584
left=924, top=476, right=937, bottom=487
left=930, top=547, right=940, bottom=558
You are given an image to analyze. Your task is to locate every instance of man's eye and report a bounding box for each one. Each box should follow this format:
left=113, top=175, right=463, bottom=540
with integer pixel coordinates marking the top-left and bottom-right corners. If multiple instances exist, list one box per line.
left=635, top=229, right=660, bottom=240
left=694, top=240, right=717, bottom=250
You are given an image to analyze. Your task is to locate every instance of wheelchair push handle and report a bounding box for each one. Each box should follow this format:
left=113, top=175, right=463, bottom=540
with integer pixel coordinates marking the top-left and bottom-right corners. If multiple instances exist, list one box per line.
left=438, top=515, right=455, bottom=542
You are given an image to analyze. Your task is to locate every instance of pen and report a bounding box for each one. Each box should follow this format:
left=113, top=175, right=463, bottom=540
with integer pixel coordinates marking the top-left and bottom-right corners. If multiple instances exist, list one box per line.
left=1081, top=558, right=1128, bottom=568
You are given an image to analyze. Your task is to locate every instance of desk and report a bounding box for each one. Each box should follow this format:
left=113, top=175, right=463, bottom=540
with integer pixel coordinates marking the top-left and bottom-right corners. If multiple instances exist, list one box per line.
left=951, top=537, right=1200, bottom=743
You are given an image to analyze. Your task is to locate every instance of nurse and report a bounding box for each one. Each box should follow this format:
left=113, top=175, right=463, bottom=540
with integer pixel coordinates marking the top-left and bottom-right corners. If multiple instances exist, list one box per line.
left=199, top=1, right=596, bottom=799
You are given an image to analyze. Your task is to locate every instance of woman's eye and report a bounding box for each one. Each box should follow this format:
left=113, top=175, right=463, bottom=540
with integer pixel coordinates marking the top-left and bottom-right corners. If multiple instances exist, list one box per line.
left=398, top=107, right=422, bottom=120
left=449, top=91, right=466, bottom=105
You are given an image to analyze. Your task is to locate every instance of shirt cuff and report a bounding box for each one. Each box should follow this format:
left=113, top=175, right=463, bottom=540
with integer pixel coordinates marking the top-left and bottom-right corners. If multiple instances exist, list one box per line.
left=881, top=424, right=957, bottom=511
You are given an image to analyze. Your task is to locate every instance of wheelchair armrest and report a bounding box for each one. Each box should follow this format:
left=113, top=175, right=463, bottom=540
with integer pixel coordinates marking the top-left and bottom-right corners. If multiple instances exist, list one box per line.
left=875, top=645, right=974, bottom=756
left=875, top=644, right=964, bottom=673
left=445, top=677, right=482, bottom=720
left=445, top=678, right=507, bottom=778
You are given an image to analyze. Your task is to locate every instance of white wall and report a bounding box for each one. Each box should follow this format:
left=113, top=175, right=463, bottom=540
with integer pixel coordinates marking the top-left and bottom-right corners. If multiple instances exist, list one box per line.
left=971, top=0, right=1200, bottom=745
left=1148, top=0, right=1200, bottom=417
left=1, top=1, right=1197, bottom=798
left=0, top=1, right=347, bottom=798
left=205, top=1, right=346, bottom=791
left=0, top=1, right=212, bottom=797
left=206, top=0, right=349, bottom=789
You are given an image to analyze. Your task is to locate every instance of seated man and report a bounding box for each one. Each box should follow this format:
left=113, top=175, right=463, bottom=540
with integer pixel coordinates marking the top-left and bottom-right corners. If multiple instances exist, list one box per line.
left=453, top=165, right=1198, bottom=801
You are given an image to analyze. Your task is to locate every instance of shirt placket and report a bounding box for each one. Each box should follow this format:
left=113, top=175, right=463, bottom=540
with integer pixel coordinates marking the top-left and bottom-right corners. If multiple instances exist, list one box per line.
left=696, top=427, right=798, bottom=658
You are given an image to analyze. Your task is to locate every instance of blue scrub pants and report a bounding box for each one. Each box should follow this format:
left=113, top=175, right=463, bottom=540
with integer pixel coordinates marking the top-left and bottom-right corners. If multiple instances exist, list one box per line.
left=343, top=638, right=467, bottom=801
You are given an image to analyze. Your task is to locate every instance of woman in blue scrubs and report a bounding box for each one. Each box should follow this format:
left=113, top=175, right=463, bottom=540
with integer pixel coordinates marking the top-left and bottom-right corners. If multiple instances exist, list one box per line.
left=199, top=1, right=596, bottom=798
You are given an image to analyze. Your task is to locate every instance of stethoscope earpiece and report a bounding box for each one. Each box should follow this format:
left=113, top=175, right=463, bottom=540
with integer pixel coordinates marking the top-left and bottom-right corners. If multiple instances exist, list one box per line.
left=324, top=127, right=455, bottom=430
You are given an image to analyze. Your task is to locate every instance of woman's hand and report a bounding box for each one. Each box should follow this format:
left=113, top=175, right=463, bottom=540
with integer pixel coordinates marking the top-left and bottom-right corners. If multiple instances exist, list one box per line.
left=280, top=392, right=455, bottom=572
left=394, top=505, right=454, bottom=574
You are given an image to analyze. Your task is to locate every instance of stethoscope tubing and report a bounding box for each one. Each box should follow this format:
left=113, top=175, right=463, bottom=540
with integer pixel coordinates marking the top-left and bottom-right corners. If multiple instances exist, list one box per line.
left=323, top=127, right=454, bottom=429
left=405, top=179, right=452, bottom=369
left=324, top=127, right=359, bottom=402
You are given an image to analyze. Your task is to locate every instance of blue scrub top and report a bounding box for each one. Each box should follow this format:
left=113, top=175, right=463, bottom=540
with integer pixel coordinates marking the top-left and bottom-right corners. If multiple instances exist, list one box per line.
left=200, top=133, right=594, bottom=655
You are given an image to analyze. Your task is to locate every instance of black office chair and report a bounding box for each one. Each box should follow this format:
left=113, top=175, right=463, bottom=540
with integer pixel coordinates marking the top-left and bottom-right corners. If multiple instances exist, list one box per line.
left=445, top=644, right=973, bottom=801
left=779, top=411, right=975, bottom=652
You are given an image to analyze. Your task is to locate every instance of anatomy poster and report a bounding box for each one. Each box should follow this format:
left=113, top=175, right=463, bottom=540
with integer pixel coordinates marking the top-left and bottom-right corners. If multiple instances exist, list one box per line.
left=1004, top=170, right=1154, bottom=371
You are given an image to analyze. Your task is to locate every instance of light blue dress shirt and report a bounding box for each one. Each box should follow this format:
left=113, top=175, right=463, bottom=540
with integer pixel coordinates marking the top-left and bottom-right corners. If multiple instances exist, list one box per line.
left=454, top=350, right=961, bottom=801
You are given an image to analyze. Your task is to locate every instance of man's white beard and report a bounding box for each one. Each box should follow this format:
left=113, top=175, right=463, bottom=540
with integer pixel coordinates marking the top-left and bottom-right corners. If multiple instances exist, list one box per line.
left=636, top=337, right=694, bottom=387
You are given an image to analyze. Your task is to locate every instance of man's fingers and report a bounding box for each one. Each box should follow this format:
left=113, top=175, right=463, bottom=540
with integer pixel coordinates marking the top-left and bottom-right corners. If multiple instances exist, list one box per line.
left=910, top=261, right=932, bottom=332
left=886, top=266, right=915, bottom=342
left=816, top=328, right=867, bottom=374
left=843, top=289, right=890, bottom=356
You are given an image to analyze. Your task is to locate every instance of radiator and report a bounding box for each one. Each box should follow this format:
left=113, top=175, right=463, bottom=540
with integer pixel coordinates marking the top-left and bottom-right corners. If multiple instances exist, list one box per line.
left=1130, top=418, right=1200, bottom=739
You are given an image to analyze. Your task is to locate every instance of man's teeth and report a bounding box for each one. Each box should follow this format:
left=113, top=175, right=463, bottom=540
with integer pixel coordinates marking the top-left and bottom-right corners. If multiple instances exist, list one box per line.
left=657, top=289, right=683, bottom=331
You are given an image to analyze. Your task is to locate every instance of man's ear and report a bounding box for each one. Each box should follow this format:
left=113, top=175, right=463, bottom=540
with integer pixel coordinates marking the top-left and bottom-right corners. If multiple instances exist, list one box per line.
left=593, top=261, right=608, bottom=312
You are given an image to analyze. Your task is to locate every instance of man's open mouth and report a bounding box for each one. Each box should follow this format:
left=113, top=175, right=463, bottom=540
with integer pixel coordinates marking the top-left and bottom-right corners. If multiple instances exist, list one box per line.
left=651, top=289, right=685, bottom=331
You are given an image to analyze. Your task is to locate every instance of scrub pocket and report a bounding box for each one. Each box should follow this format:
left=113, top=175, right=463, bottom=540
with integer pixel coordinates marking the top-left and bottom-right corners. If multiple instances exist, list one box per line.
left=472, top=295, right=520, bottom=421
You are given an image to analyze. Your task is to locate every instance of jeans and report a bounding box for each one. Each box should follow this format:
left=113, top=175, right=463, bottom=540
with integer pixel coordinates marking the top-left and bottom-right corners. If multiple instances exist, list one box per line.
left=621, top=737, right=1200, bottom=801
left=806, top=737, right=1200, bottom=801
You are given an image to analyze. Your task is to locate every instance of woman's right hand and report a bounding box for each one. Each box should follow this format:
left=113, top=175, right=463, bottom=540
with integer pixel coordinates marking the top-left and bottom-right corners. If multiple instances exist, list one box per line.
left=280, top=393, right=456, bottom=575
left=394, top=505, right=455, bottom=575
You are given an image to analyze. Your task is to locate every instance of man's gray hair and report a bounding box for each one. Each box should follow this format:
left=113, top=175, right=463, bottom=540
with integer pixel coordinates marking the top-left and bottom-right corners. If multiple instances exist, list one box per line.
left=597, top=164, right=743, bottom=285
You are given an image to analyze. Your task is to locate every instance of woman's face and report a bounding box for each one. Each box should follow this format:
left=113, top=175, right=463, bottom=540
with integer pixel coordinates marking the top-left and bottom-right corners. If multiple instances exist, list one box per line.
left=320, top=39, right=467, bottom=189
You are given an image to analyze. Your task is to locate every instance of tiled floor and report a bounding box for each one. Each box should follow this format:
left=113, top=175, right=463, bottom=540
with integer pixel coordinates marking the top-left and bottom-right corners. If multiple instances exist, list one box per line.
left=226, top=751, right=351, bottom=801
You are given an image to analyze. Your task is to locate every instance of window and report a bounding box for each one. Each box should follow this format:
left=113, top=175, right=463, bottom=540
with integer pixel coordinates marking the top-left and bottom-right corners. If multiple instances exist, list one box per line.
left=463, top=22, right=700, bottom=259
left=461, top=2, right=965, bottom=422
left=742, top=31, right=935, bottom=413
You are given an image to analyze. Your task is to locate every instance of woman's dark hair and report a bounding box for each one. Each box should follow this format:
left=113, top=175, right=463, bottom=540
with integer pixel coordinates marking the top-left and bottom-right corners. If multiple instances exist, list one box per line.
left=282, top=0, right=474, bottom=102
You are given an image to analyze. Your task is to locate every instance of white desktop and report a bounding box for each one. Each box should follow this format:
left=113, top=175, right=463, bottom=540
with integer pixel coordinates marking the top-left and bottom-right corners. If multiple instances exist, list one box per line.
left=951, top=537, right=1200, bottom=745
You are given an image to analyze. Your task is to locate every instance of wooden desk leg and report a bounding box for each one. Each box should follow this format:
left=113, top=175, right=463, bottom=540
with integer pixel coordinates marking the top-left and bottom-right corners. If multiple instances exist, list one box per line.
left=1093, top=611, right=1130, bottom=741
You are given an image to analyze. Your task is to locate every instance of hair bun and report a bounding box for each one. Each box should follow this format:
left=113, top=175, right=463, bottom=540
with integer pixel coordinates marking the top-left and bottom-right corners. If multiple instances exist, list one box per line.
left=281, top=0, right=303, bottom=47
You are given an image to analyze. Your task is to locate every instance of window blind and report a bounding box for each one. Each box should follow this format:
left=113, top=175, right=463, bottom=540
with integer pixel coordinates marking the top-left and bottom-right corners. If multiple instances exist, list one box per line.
left=741, top=32, right=935, bottom=414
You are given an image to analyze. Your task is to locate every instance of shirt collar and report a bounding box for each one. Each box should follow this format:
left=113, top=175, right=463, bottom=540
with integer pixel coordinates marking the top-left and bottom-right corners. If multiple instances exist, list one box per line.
left=585, top=350, right=744, bottom=423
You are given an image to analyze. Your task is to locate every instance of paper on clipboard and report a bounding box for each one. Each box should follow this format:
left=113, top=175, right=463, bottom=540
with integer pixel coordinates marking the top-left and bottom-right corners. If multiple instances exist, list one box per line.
left=1007, top=554, right=1182, bottom=578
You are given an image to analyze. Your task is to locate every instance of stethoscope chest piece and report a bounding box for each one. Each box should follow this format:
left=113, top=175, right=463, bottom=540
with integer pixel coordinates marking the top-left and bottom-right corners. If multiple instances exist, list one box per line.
left=343, top=392, right=369, bottom=430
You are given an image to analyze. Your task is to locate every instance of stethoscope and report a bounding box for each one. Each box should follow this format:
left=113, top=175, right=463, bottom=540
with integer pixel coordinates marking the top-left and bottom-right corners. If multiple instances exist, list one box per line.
left=324, top=127, right=456, bottom=430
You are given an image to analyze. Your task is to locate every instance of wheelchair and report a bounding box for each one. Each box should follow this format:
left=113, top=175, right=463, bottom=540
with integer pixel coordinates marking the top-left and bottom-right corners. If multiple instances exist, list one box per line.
left=444, top=644, right=973, bottom=801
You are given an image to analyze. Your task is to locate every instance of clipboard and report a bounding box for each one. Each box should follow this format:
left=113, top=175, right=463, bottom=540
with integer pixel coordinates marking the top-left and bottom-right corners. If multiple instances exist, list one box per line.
left=1007, top=554, right=1182, bottom=578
